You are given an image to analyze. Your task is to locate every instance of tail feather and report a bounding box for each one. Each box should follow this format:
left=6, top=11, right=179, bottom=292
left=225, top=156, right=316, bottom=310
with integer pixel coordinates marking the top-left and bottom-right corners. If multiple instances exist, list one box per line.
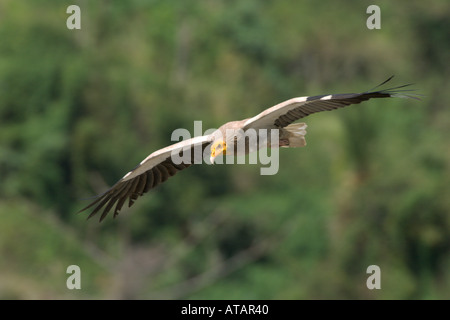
left=284, top=123, right=307, bottom=148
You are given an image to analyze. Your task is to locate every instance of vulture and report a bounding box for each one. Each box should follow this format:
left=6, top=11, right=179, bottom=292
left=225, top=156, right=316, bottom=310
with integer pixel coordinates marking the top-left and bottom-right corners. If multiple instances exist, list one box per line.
left=79, top=76, right=418, bottom=221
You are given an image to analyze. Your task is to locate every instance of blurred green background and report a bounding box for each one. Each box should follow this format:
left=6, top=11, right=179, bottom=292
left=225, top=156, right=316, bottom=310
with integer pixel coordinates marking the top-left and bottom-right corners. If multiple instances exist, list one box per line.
left=0, top=0, right=449, bottom=299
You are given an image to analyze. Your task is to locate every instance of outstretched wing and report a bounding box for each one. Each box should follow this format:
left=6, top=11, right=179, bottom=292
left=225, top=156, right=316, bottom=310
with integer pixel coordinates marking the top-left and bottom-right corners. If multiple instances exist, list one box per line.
left=244, top=76, right=419, bottom=130
left=79, top=135, right=213, bottom=221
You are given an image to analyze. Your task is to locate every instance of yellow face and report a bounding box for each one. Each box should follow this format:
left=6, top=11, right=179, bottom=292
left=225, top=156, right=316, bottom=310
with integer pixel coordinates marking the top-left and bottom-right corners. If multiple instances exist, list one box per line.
left=210, top=140, right=226, bottom=164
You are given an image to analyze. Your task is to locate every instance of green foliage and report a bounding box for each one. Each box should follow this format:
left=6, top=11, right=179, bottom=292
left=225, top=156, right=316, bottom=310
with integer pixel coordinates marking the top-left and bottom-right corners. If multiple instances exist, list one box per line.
left=0, top=0, right=449, bottom=299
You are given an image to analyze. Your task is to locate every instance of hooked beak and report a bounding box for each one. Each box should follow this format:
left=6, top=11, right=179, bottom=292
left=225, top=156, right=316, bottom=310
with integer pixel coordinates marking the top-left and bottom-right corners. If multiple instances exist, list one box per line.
left=210, top=149, right=223, bottom=164
left=210, top=141, right=226, bottom=164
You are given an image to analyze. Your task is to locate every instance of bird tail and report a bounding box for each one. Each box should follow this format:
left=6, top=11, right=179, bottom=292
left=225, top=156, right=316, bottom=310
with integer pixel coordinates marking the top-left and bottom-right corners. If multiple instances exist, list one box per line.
left=283, top=123, right=307, bottom=148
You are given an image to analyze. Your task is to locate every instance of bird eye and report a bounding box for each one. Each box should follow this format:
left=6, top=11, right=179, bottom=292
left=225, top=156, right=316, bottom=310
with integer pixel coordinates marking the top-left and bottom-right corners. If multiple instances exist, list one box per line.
left=217, top=144, right=222, bottom=148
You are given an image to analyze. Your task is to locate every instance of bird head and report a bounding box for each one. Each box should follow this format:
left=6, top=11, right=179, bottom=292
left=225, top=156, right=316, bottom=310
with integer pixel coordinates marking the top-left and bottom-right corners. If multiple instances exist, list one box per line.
left=210, top=140, right=227, bottom=164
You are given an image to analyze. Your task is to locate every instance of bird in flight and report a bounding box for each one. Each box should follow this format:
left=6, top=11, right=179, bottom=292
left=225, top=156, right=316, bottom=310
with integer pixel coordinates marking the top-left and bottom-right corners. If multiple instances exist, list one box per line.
left=79, top=76, right=418, bottom=221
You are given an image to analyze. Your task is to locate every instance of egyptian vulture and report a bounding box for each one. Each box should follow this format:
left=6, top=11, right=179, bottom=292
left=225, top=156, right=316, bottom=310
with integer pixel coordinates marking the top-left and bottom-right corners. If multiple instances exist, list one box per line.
left=79, top=76, right=417, bottom=221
